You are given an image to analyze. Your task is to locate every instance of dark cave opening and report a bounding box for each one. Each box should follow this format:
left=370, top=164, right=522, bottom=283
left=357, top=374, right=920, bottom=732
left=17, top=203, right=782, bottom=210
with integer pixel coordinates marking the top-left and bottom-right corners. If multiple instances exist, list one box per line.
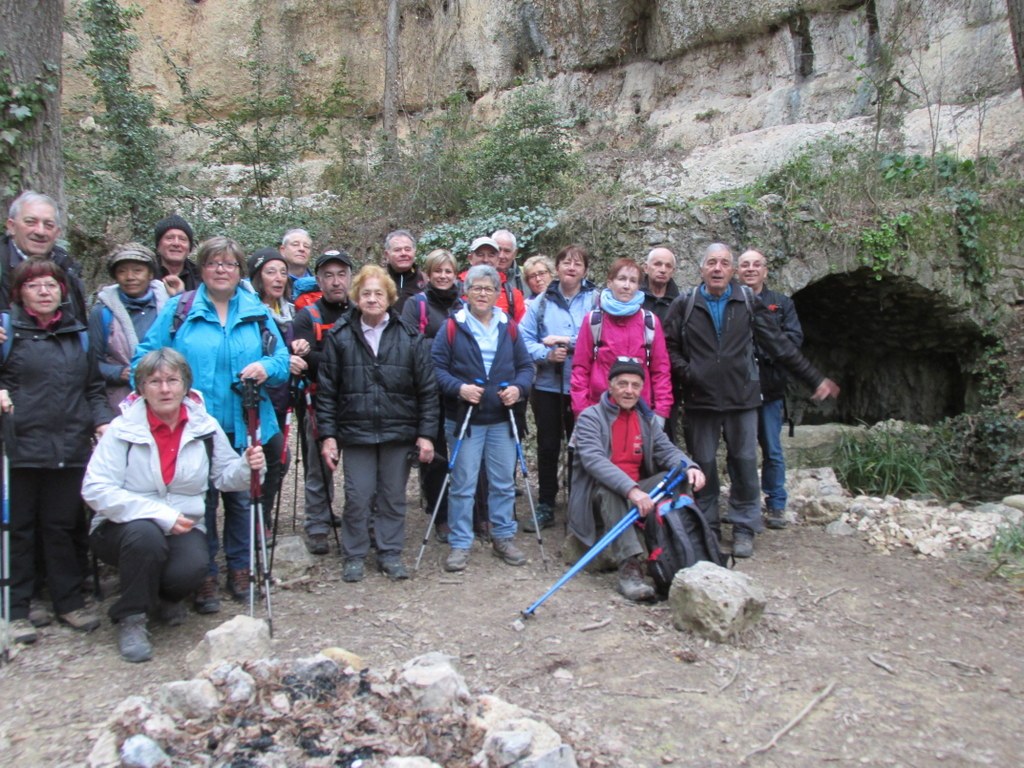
left=788, top=269, right=988, bottom=425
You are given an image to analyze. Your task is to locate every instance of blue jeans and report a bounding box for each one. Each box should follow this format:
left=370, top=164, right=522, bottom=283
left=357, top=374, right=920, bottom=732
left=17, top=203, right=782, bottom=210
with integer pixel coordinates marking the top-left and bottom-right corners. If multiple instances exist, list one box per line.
left=757, top=398, right=787, bottom=512
left=446, top=419, right=518, bottom=549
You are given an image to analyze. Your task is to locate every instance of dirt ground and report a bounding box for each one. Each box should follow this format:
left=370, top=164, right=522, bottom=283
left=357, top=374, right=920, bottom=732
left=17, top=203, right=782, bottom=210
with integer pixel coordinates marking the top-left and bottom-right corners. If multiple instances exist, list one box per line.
left=2, top=474, right=1023, bottom=767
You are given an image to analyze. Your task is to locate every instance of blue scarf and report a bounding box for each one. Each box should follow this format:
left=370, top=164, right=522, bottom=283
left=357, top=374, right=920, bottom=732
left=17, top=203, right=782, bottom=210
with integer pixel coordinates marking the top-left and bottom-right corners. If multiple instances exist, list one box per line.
left=699, top=283, right=732, bottom=337
left=120, top=288, right=155, bottom=311
left=600, top=288, right=644, bottom=317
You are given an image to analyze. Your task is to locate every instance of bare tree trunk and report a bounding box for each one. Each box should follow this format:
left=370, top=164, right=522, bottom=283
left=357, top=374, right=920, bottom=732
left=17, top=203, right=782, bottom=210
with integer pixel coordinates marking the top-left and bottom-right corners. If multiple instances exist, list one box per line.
left=383, top=0, right=400, bottom=142
left=0, top=0, right=65, bottom=218
left=1009, top=0, right=1024, bottom=100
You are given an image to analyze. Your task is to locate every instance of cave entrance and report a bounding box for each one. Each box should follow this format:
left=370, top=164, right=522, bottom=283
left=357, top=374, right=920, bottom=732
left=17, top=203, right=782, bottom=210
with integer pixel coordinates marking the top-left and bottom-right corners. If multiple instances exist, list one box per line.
left=790, top=268, right=988, bottom=425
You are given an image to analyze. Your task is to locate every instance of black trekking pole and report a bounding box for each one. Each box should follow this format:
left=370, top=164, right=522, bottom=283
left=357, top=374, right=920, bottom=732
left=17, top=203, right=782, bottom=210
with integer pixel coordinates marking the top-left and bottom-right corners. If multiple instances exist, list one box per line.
left=305, top=387, right=341, bottom=552
left=501, top=382, right=549, bottom=571
left=288, top=376, right=305, bottom=532
left=521, top=460, right=689, bottom=618
left=238, top=377, right=274, bottom=636
left=413, top=400, right=475, bottom=572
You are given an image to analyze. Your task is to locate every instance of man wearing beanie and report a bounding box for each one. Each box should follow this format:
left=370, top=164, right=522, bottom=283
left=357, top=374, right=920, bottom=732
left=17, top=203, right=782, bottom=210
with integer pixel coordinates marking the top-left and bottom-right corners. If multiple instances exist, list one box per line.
left=153, top=214, right=199, bottom=293
left=567, top=358, right=705, bottom=602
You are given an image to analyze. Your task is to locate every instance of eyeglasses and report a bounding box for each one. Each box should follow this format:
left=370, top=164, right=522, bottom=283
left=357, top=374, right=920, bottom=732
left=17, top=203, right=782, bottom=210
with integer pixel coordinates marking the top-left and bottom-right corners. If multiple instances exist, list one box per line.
left=144, top=377, right=184, bottom=389
left=526, top=270, right=550, bottom=280
left=467, top=285, right=496, bottom=295
left=204, top=261, right=240, bottom=272
left=22, top=281, right=61, bottom=293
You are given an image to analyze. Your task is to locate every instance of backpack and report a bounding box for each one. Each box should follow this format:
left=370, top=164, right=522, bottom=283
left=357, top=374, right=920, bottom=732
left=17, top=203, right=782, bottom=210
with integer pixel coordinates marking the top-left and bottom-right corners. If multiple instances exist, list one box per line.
left=643, top=490, right=726, bottom=598
left=0, top=311, right=89, bottom=365
left=171, top=290, right=276, bottom=356
left=413, top=293, right=429, bottom=334
left=589, top=306, right=657, bottom=367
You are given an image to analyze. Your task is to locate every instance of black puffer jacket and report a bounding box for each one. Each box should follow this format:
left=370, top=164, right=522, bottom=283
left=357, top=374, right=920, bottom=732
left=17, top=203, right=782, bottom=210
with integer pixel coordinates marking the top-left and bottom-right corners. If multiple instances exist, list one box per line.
left=1, top=236, right=89, bottom=323
left=0, top=305, right=113, bottom=467
left=664, top=281, right=823, bottom=412
left=315, top=309, right=438, bottom=447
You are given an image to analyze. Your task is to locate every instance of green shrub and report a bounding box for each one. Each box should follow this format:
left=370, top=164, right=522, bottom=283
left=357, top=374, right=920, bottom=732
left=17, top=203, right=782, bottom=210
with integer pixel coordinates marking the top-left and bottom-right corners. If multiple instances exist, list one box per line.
left=936, top=409, right=1024, bottom=498
left=989, top=521, right=1024, bottom=582
left=832, top=423, right=956, bottom=499
left=419, top=206, right=559, bottom=261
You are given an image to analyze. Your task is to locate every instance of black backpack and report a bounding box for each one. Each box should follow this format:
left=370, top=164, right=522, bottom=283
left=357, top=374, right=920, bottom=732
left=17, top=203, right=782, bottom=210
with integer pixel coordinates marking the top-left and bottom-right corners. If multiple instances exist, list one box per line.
left=643, top=491, right=726, bottom=598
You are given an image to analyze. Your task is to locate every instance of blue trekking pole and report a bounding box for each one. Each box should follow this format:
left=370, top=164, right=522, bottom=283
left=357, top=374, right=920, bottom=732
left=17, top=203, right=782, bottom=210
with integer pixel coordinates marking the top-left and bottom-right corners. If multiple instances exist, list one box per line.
left=414, top=398, right=476, bottom=572
left=1, top=421, right=10, bottom=663
left=521, top=460, right=689, bottom=618
left=500, top=382, right=549, bottom=571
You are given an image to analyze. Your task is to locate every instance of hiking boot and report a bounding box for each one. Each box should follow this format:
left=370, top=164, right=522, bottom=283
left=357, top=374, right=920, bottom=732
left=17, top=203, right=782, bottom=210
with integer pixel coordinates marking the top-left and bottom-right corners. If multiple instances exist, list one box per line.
left=435, top=522, right=450, bottom=544
left=59, top=607, right=101, bottom=633
left=158, top=599, right=187, bottom=627
left=732, top=530, right=755, bottom=558
left=522, top=503, right=555, bottom=533
left=342, top=558, right=365, bottom=583
left=617, top=558, right=656, bottom=602
left=474, top=520, right=491, bottom=542
left=378, top=555, right=409, bottom=581
left=445, top=548, right=471, bottom=572
left=227, top=569, right=252, bottom=602
left=11, top=618, right=38, bottom=645
left=118, top=614, right=152, bottom=663
left=194, top=575, right=221, bottom=614
left=306, top=533, right=330, bottom=555
left=492, top=537, right=527, bottom=566
left=28, top=600, right=53, bottom=628
left=765, top=509, right=789, bottom=530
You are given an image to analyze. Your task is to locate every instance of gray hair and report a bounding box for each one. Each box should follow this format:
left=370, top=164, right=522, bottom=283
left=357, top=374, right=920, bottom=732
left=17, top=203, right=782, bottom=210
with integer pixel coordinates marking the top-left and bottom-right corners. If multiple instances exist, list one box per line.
left=701, top=242, right=733, bottom=265
left=134, top=348, right=193, bottom=395
left=384, top=229, right=416, bottom=250
left=491, top=229, right=517, bottom=250
left=8, top=190, right=61, bottom=223
left=465, top=264, right=500, bottom=291
left=280, top=228, right=311, bottom=246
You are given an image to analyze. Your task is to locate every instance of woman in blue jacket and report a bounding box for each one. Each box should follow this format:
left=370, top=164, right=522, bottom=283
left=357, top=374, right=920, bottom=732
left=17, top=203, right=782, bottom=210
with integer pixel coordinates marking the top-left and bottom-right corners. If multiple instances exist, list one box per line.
left=431, top=264, right=534, bottom=573
left=133, top=236, right=289, bottom=613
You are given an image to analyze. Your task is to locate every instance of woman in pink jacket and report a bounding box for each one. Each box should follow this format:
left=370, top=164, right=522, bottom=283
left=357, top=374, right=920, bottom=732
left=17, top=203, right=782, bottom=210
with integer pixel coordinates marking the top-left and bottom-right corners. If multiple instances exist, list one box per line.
left=570, top=258, right=673, bottom=424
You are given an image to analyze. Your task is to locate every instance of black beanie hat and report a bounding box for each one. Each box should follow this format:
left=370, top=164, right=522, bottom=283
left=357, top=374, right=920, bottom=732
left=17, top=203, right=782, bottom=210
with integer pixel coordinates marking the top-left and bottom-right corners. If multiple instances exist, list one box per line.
left=247, top=247, right=287, bottom=277
left=154, top=214, right=195, bottom=251
left=608, top=357, right=646, bottom=382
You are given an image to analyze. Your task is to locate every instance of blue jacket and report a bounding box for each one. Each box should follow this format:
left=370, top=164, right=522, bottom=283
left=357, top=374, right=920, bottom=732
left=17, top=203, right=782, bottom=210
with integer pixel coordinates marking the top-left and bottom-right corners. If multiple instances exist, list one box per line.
left=520, top=280, right=596, bottom=394
left=132, top=285, right=289, bottom=449
left=431, top=307, right=534, bottom=426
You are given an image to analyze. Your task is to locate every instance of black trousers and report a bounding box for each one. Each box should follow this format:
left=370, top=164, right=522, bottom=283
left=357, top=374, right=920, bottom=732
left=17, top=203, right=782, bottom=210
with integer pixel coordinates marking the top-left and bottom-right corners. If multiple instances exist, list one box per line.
left=8, top=467, right=89, bottom=619
left=530, top=389, right=575, bottom=506
left=91, top=519, right=208, bottom=621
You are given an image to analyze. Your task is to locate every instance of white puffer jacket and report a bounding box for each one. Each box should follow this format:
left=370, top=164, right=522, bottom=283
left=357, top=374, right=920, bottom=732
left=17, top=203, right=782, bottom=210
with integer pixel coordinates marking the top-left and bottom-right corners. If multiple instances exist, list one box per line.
left=83, top=395, right=253, bottom=534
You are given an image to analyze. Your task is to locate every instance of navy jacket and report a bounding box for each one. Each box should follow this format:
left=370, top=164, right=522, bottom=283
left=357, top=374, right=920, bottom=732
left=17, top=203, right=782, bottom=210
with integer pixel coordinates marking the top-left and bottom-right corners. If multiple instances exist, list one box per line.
left=431, top=307, right=534, bottom=426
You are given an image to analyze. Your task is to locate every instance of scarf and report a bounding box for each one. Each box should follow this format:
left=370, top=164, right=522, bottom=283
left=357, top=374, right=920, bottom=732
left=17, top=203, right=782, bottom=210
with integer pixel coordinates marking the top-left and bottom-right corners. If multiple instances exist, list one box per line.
left=600, top=288, right=644, bottom=317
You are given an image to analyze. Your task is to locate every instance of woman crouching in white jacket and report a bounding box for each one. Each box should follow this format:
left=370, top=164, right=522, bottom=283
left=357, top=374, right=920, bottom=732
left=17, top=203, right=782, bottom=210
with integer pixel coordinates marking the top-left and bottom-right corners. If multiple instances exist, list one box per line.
left=82, top=348, right=264, bottom=663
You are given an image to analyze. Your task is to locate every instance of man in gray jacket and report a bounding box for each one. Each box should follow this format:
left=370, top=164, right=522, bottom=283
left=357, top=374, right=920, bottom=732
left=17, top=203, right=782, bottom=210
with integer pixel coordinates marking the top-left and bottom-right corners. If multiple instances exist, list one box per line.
left=567, top=359, right=705, bottom=602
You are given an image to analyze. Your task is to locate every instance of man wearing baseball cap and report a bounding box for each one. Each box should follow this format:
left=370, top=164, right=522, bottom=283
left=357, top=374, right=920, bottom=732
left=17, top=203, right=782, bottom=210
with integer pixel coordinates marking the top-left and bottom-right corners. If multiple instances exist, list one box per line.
left=567, top=358, right=705, bottom=602
left=461, top=236, right=525, bottom=321
left=292, top=248, right=355, bottom=554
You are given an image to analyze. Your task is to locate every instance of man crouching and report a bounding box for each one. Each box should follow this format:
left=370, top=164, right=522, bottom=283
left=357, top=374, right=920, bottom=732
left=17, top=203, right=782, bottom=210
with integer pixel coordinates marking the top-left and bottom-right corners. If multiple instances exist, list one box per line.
left=568, top=358, right=705, bottom=602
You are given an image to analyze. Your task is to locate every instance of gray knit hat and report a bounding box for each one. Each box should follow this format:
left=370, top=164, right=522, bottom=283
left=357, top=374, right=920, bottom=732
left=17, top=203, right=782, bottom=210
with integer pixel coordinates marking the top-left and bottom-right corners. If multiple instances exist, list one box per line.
left=107, top=242, right=157, bottom=278
left=153, top=214, right=195, bottom=251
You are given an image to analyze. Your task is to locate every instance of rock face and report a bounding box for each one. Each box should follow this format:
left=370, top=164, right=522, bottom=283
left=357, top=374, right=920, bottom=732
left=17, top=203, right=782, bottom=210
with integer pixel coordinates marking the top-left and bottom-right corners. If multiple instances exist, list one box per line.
left=668, top=561, right=766, bottom=642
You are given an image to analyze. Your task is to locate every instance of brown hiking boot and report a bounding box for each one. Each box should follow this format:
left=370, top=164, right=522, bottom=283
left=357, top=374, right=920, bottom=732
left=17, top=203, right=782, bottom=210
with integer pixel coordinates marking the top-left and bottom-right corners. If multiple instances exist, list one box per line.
left=492, top=537, right=527, bottom=566
left=194, top=575, right=221, bottom=614
left=59, top=607, right=102, bottom=633
left=227, top=569, right=252, bottom=602
left=617, top=557, right=656, bottom=602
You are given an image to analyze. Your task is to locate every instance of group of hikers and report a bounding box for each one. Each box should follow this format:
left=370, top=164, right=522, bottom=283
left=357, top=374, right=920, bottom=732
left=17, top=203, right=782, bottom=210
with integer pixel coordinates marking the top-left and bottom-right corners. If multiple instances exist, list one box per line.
left=0, top=189, right=838, bottom=664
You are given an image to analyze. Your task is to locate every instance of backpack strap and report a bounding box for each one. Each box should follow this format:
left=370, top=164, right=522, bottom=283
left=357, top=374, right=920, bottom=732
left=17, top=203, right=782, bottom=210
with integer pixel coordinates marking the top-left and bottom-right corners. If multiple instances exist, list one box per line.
left=641, top=309, right=655, bottom=369
left=534, top=292, right=548, bottom=341
left=0, top=312, right=11, bottom=366
left=170, top=290, right=198, bottom=340
left=416, top=294, right=428, bottom=334
left=589, top=308, right=603, bottom=361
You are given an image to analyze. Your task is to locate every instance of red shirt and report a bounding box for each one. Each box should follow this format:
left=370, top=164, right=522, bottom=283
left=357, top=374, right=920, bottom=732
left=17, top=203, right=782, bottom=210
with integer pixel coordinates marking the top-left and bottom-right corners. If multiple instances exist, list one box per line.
left=146, top=404, right=189, bottom=486
left=610, top=408, right=643, bottom=482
